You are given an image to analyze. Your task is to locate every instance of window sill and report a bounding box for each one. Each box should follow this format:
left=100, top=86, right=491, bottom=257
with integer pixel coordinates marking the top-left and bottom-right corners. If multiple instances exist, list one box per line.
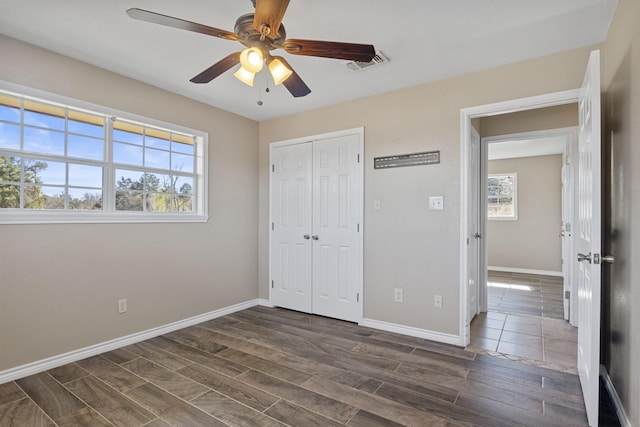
left=0, top=211, right=209, bottom=225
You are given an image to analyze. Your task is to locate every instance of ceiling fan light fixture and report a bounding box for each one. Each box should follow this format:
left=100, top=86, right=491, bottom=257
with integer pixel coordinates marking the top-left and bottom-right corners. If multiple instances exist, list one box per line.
left=268, top=56, right=293, bottom=85
left=233, top=66, right=255, bottom=86
left=239, top=47, right=264, bottom=73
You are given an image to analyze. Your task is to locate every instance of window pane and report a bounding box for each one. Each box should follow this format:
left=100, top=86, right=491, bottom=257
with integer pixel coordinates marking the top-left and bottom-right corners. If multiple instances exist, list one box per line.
left=174, top=176, right=193, bottom=195
left=145, top=135, right=170, bottom=151
left=24, top=185, right=65, bottom=209
left=24, top=111, right=65, bottom=131
left=0, top=94, right=20, bottom=123
left=114, top=142, right=143, bottom=166
left=35, top=160, right=65, bottom=185
left=173, top=195, right=193, bottom=212
left=0, top=184, right=20, bottom=208
left=69, top=164, right=102, bottom=188
left=68, top=134, right=103, bottom=161
left=145, top=173, right=170, bottom=193
left=0, top=122, right=20, bottom=150
left=171, top=153, right=194, bottom=173
left=146, top=193, right=170, bottom=212
left=113, top=121, right=143, bottom=145
left=68, top=110, right=104, bottom=138
left=0, top=156, right=21, bottom=183
left=68, top=188, right=102, bottom=210
left=22, top=159, right=56, bottom=184
left=115, top=169, right=144, bottom=190
left=144, top=148, right=170, bottom=170
left=24, top=127, right=65, bottom=156
left=172, top=138, right=194, bottom=155
left=115, top=191, right=143, bottom=211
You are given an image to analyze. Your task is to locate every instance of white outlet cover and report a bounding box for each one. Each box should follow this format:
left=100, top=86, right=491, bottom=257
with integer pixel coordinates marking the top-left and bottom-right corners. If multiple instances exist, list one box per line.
left=429, top=196, right=444, bottom=211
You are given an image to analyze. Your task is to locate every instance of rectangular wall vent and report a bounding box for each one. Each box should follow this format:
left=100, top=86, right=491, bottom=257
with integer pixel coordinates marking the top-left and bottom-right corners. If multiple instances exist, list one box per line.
left=345, top=51, right=389, bottom=71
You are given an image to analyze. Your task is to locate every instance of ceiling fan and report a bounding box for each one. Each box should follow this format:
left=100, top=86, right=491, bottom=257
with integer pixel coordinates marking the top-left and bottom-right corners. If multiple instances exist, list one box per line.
left=126, top=0, right=376, bottom=98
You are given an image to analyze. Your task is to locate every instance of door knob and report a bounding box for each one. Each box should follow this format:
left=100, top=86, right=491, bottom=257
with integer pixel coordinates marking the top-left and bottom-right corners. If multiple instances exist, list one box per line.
left=577, top=252, right=592, bottom=263
left=303, top=234, right=310, bottom=240
left=312, top=235, right=319, bottom=240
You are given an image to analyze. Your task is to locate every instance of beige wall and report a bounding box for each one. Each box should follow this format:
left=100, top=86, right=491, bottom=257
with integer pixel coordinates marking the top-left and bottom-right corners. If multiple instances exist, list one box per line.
left=259, top=45, right=598, bottom=335
left=478, top=104, right=578, bottom=137
left=603, top=0, right=640, bottom=424
left=0, top=36, right=260, bottom=371
left=487, top=155, right=562, bottom=273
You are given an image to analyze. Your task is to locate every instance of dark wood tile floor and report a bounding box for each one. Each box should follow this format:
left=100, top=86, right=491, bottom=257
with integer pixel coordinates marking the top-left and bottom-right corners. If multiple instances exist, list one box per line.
left=0, top=306, right=588, bottom=426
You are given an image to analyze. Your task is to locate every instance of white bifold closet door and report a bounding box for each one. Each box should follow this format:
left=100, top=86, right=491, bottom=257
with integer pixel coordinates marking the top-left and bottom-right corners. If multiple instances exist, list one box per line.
left=270, top=133, right=362, bottom=323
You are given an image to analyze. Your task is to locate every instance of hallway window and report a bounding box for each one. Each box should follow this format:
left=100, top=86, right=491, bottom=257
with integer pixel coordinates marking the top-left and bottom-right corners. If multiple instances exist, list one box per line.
left=488, top=173, right=517, bottom=219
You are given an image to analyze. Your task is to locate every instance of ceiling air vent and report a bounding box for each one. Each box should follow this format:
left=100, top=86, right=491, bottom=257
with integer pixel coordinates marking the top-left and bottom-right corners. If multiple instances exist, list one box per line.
left=345, top=51, right=389, bottom=71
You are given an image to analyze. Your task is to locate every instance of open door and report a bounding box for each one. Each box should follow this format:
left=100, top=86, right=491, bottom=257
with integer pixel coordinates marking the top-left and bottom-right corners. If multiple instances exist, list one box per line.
left=575, top=50, right=602, bottom=427
left=467, top=127, right=481, bottom=323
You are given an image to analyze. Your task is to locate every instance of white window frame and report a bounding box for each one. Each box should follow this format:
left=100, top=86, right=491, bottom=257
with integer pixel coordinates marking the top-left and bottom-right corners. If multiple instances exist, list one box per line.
left=487, top=173, right=518, bottom=220
left=0, top=81, right=208, bottom=224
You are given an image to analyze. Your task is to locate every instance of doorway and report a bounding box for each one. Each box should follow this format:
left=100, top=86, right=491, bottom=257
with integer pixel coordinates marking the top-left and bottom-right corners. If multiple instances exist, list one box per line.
left=470, top=127, right=578, bottom=367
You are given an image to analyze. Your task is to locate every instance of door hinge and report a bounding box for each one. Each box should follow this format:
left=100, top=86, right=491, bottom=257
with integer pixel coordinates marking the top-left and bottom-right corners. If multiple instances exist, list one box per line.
left=272, top=222, right=274, bottom=231
left=272, top=164, right=275, bottom=172
left=271, top=280, right=274, bottom=289
left=357, top=153, right=360, bottom=163
left=565, top=290, right=570, bottom=299
left=357, top=293, right=359, bottom=302
left=357, top=223, right=360, bottom=232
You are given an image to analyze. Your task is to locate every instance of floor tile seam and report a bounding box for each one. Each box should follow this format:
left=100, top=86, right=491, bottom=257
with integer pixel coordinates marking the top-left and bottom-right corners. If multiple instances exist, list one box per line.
left=121, top=376, right=234, bottom=426
left=49, top=373, right=120, bottom=427
left=238, top=367, right=362, bottom=420
left=0, top=393, right=62, bottom=427
left=84, top=354, right=151, bottom=394
left=0, top=382, right=27, bottom=407
left=119, top=356, right=216, bottom=401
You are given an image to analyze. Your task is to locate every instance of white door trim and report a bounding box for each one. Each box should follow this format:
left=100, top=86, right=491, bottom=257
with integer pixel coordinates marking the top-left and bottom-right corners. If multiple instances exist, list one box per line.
left=459, top=89, right=580, bottom=346
left=268, top=127, right=365, bottom=322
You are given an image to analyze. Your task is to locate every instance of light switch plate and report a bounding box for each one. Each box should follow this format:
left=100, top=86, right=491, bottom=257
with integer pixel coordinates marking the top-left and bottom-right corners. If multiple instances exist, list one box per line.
left=429, top=196, right=444, bottom=211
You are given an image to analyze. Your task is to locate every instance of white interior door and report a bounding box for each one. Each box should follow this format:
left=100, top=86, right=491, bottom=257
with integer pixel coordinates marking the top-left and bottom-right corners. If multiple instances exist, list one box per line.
left=270, top=142, right=313, bottom=313
left=270, top=130, right=363, bottom=323
left=467, top=127, right=480, bottom=323
left=576, top=50, right=601, bottom=427
left=311, top=134, right=362, bottom=322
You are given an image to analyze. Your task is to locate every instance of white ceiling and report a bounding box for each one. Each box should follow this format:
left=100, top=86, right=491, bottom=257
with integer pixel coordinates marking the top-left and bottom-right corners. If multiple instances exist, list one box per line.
left=0, top=0, right=617, bottom=121
left=488, top=135, right=567, bottom=160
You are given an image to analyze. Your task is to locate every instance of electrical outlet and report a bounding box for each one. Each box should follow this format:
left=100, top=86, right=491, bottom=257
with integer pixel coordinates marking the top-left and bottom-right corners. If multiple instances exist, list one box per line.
left=434, top=295, right=443, bottom=309
left=118, top=298, right=127, bottom=314
left=373, top=199, right=381, bottom=211
left=394, top=288, right=404, bottom=303
left=429, top=196, right=444, bottom=211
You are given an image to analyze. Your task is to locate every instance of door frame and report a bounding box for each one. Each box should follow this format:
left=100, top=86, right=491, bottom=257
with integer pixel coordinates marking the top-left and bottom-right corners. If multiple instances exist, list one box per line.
left=268, top=127, right=365, bottom=322
left=459, top=90, right=580, bottom=346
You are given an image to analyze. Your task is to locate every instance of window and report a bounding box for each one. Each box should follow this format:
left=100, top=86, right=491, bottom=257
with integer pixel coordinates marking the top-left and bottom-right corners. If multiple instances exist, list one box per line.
left=487, top=173, right=517, bottom=220
left=0, top=84, right=207, bottom=223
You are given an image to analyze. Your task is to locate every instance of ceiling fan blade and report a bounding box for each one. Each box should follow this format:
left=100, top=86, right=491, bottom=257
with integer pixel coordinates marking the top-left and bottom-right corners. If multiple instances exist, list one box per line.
left=277, top=57, right=311, bottom=97
left=283, top=39, right=376, bottom=62
left=126, top=8, right=239, bottom=41
left=253, top=0, right=290, bottom=37
left=190, top=52, right=241, bottom=84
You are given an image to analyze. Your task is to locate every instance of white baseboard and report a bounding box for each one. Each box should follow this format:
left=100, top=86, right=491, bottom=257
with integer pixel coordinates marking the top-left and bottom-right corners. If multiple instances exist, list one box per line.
left=360, top=318, right=460, bottom=346
left=488, top=266, right=562, bottom=277
left=0, top=299, right=259, bottom=384
left=601, top=365, right=631, bottom=427
left=258, top=298, right=274, bottom=307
